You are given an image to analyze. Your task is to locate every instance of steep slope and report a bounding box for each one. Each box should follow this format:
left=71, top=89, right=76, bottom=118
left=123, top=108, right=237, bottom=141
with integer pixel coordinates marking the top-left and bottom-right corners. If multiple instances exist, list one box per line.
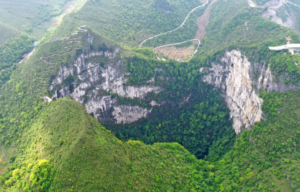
left=0, top=35, right=34, bottom=88
left=0, top=97, right=214, bottom=191
left=39, top=28, right=235, bottom=160
left=200, top=49, right=300, bottom=133
left=1, top=0, right=300, bottom=191
left=1, top=83, right=300, bottom=191
left=217, top=89, right=300, bottom=191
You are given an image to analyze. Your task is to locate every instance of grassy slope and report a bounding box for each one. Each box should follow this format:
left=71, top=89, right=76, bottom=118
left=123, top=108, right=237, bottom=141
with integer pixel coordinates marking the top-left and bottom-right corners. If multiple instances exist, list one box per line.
left=0, top=23, right=19, bottom=46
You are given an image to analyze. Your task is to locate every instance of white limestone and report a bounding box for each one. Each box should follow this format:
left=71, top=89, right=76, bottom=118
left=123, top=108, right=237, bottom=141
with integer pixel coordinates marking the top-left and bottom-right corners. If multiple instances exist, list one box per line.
left=50, top=47, right=161, bottom=124
left=112, top=106, right=152, bottom=124
left=85, top=96, right=114, bottom=114
left=200, top=50, right=263, bottom=134
left=99, top=65, right=162, bottom=99
left=248, top=0, right=257, bottom=7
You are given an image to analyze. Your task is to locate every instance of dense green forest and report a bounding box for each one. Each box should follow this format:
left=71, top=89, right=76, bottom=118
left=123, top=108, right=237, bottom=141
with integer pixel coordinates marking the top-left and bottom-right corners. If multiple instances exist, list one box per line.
left=52, top=0, right=203, bottom=46
left=104, top=56, right=235, bottom=160
left=0, top=35, right=33, bottom=87
left=1, top=84, right=300, bottom=191
left=1, top=28, right=300, bottom=192
left=142, top=7, right=205, bottom=47
left=155, top=0, right=174, bottom=12
left=1, top=0, right=300, bottom=191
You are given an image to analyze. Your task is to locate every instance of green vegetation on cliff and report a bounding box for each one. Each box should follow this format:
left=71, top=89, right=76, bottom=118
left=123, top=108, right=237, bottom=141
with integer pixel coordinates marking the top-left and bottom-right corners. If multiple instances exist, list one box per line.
left=0, top=97, right=217, bottom=191
left=105, top=56, right=235, bottom=161
left=0, top=35, right=33, bottom=88
left=1, top=0, right=300, bottom=191
left=1, top=88, right=300, bottom=191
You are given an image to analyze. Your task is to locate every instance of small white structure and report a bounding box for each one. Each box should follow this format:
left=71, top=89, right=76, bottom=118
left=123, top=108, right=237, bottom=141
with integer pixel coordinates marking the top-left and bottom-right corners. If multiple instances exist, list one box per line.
left=43, top=96, right=52, bottom=103
left=269, top=44, right=300, bottom=55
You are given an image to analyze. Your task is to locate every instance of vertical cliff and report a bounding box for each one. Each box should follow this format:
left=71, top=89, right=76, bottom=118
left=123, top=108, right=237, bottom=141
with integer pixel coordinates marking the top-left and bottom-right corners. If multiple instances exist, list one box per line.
left=200, top=50, right=298, bottom=134
left=49, top=47, right=162, bottom=124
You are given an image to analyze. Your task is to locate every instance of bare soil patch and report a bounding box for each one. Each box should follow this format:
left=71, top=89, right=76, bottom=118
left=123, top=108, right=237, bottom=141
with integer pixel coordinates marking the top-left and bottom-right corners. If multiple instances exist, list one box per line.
left=154, top=43, right=197, bottom=61
left=195, top=0, right=218, bottom=40
left=153, top=0, right=216, bottom=60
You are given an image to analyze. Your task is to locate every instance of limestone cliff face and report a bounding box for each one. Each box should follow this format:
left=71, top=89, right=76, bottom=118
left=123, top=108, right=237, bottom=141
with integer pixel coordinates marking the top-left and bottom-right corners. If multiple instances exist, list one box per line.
left=257, top=0, right=299, bottom=34
left=50, top=47, right=161, bottom=124
left=200, top=50, right=298, bottom=134
left=112, top=106, right=152, bottom=124
left=200, top=50, right=263, bottom=134
left=254, top=63, right=300, bottom=92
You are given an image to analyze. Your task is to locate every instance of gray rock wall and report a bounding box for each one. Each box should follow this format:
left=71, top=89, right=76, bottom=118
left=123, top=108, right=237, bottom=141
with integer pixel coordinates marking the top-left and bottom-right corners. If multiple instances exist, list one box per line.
left=200, top=50, right=298, bottom=134
left=50, top=47, right=161, bottom=124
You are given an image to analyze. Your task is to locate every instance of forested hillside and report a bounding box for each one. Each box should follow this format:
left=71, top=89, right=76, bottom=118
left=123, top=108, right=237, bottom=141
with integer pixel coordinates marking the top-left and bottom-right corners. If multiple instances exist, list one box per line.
left=0, top=0, right=300, bottom=191
left=51, top=0, right=204, bottom=46
left=0, top=22, right=19, bottom=46
left=0, top=35, right=34, bottom=88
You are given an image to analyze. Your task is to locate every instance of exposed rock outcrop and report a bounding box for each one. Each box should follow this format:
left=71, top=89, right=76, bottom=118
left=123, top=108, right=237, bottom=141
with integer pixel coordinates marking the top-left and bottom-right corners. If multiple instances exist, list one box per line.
left=254, top=63, right=300, bottom=92
left=200, top=50, right=299, bottom=134
left=50, top=47, right=162, bottom=124
left=112, top=106, right=152, bottom=124
left=85, top=96, right=115, bottom=121
left=200, top=50, right=263, bottom=134
left=99, top=65, right=162, bottom=99
left=259, top=0, right=298, bottom=33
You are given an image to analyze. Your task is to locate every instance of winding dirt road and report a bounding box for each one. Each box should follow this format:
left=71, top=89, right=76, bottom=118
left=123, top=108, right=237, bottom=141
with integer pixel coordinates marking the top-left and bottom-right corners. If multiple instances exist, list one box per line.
left=139, top=0, right=209, bottom=47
